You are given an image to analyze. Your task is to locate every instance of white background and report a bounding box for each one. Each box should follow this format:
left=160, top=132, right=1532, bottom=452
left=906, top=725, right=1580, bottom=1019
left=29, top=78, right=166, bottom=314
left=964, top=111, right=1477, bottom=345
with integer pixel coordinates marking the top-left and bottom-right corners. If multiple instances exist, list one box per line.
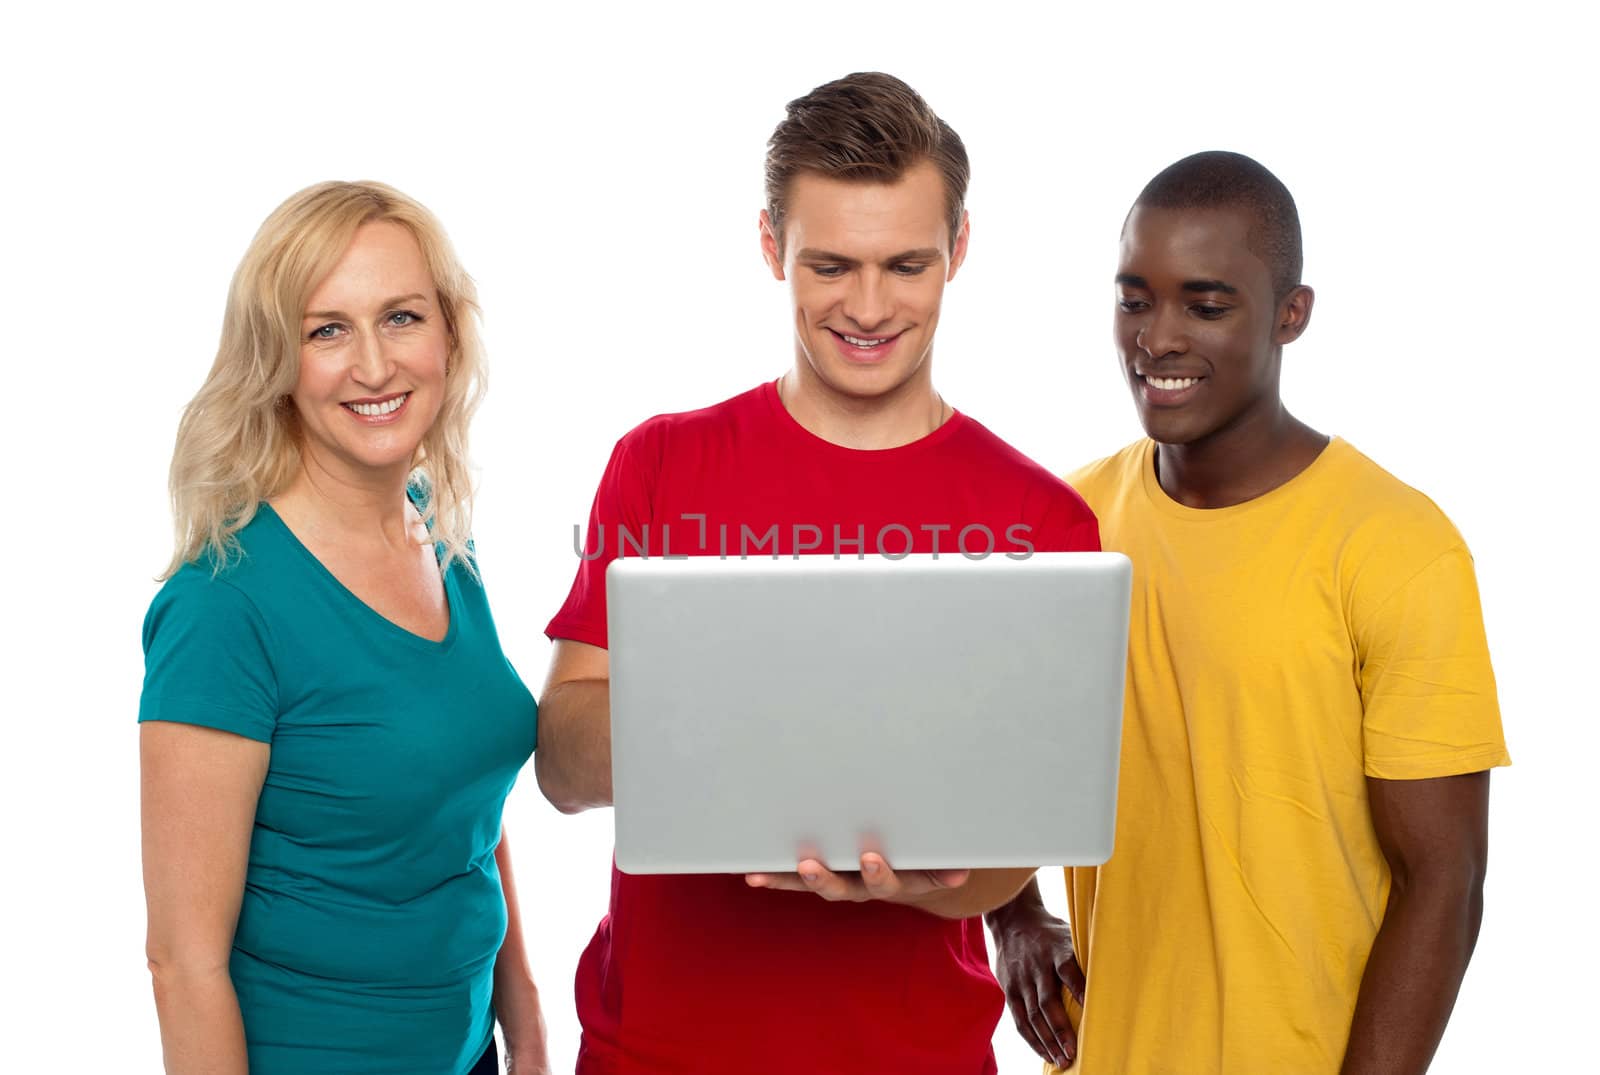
left=3, top=1, right=1593, bottom=1071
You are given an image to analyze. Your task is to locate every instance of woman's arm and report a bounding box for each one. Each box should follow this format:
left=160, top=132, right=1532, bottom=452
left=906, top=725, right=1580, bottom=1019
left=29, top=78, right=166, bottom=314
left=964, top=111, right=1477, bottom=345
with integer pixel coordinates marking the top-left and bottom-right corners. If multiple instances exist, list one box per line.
left=493, top=828, right=549, bottom=1074
left=141, top=722, right=269, bottom=1075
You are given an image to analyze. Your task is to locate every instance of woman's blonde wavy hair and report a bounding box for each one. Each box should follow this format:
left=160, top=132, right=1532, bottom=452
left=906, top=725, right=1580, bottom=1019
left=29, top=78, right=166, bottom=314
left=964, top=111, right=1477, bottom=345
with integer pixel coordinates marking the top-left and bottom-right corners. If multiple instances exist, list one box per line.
left=163, top=180, right=485, bottom=580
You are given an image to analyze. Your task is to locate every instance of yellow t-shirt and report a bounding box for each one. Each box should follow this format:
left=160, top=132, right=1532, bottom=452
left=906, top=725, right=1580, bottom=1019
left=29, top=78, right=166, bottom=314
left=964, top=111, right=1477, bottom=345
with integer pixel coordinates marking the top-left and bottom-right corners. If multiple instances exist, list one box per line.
left=1058, top=437, right=1509, bottom=1075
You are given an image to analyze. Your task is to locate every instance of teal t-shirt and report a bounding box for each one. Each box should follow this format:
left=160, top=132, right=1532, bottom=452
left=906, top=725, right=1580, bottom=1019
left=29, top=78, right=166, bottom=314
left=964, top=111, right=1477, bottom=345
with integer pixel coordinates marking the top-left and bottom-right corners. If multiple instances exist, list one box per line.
left=140, top=503, right=538, bottom=1075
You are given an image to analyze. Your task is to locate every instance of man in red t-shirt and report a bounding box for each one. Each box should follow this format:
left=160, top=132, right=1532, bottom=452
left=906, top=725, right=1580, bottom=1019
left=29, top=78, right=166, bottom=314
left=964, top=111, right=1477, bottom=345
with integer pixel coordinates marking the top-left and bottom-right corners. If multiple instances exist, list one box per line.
left=539, top=72, right=1100, bottom=1075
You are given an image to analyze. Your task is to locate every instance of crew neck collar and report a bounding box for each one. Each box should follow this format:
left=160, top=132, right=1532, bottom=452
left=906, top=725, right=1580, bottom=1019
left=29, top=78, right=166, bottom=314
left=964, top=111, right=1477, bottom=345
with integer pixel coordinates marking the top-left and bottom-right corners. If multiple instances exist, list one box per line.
left=1137, top=435, right=1350, bottom=520
left=759, top=378, right=967, bottom=459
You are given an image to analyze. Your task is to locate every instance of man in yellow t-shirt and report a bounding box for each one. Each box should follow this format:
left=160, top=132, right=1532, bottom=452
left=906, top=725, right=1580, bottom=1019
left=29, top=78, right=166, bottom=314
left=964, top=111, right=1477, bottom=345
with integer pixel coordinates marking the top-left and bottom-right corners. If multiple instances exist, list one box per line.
left=986, top=152, right=1509, bottom=1075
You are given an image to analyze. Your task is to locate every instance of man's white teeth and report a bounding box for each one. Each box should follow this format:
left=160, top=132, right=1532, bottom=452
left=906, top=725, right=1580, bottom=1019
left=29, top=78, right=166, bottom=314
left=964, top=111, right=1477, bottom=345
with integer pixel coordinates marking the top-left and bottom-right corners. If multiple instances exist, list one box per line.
left=349, top=394, right=407, bottom=416
left=842, top=334, right=889, bottom=347
left=1145, top=376, right=1199, bottom=390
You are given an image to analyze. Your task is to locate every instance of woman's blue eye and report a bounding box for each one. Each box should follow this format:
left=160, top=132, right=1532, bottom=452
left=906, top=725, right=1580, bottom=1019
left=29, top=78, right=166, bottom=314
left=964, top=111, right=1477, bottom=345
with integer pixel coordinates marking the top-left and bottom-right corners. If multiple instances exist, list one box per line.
left=388, top=310, right=421, bottom=326
left=309, top=323, right=340, bottom=340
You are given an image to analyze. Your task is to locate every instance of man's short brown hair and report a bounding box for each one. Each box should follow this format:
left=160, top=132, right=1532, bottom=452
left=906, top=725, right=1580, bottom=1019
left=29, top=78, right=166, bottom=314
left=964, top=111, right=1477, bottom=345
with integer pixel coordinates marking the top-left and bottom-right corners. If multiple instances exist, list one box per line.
left=765, top=72, right=969, bottom=255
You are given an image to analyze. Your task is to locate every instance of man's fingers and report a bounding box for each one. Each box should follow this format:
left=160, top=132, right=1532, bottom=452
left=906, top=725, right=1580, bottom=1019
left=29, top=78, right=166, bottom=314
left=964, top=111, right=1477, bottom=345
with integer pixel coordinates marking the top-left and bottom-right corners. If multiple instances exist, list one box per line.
left=1031, top=966, right=1077, bottom=1068
left=744, top=872, right=808, bottom=891
left=749, top=856, right=973, bottom=902
left=1009, top=1001, right=1055, bottom=1065
left=1026, top=1001, right=1072, bottom=1069
left=859, top=853, right=971, bottom=897
left=745, top=865, right=861, bottom=900
left=1058, top=952, right=1087, bottom=1006
left=926, top=867, right=971, bottom=889
left=796, top=859, right=862, bottom=901
left=1037, top=989, right=1078, bottom=1067
left=858, top=854, right=902, bottom=899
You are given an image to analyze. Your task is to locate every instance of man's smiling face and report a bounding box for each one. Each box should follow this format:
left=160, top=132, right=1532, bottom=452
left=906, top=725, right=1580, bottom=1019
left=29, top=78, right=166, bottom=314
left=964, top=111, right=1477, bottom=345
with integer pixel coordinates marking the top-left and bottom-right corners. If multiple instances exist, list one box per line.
left=763, top=159, right=968, bottom=403
left=1114, top=204, right=1293, bottom=448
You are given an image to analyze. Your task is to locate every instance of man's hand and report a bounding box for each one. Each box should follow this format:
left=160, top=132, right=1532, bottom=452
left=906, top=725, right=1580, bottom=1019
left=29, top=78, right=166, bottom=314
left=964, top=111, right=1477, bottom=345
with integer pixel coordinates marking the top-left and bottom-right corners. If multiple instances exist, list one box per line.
left=745, top=851, right=969, bottom=903
left=987, top=881, right=1086, bottom=1070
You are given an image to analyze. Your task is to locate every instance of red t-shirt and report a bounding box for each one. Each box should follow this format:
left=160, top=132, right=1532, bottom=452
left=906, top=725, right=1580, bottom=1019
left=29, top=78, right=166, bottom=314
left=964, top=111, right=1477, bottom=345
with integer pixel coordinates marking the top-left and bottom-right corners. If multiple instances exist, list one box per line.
left=547, top=382, right=1100, bottom=1075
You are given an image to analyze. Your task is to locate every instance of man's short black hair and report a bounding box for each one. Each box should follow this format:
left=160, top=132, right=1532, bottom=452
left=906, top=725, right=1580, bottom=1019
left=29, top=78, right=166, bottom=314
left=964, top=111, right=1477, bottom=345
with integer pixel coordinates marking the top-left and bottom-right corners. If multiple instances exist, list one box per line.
left=1133, top=151, right=1303, bottom=299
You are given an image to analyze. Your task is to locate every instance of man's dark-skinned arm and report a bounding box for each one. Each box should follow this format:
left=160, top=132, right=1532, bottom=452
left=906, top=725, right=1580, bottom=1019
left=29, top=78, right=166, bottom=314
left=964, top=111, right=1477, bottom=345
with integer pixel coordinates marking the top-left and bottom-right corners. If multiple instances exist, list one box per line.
left=984, top=876, right=1085, bottom=1070
left=534, top=639, right=614, bottom=814
left=1340, top=770, right=1490, bottom=1075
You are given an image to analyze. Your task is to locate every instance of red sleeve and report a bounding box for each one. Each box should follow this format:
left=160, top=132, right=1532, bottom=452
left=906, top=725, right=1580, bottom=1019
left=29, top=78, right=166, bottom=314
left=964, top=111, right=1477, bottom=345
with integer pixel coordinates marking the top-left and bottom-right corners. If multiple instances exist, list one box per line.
left=1025, top=483, right=1102, bottom=554
left=1069, top=516, right=1102, bottom=553
left=545, top=428, right=658, bottom=649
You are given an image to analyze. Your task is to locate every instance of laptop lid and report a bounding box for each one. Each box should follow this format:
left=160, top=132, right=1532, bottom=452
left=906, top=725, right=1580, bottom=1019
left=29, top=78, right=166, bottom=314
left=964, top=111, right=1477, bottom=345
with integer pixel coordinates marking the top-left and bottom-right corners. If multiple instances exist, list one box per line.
left=607, top=551, right=1130, bottom=874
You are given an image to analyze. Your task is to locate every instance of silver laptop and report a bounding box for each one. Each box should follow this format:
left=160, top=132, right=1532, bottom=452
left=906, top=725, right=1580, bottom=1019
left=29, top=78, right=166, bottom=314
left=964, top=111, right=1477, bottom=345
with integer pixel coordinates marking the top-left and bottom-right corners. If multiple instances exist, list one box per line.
left=607, top=552, right=1131, bottom=874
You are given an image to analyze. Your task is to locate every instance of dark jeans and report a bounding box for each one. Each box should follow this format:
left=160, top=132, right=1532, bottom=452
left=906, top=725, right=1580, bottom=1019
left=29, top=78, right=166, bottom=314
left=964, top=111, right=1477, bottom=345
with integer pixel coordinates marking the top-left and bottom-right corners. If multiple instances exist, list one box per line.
left=469, top=1037, right=499, bottom=1075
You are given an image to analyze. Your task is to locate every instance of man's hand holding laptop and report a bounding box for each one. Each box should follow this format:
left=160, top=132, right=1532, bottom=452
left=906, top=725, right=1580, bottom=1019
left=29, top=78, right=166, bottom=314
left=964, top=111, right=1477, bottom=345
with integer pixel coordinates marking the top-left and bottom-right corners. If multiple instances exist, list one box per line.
left=747, top=854, right=1038, bottom=920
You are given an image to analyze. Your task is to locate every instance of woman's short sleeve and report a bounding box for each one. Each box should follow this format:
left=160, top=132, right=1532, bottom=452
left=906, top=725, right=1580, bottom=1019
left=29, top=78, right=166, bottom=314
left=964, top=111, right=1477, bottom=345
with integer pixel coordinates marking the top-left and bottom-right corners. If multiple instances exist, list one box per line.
left=139, top=570, right=279, bottom=743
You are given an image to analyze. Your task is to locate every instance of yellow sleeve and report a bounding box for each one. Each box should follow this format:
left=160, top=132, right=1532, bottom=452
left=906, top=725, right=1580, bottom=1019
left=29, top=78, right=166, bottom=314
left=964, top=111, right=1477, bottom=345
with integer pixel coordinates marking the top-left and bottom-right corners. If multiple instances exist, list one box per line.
left=1354, top=544, right=1510, bottom=779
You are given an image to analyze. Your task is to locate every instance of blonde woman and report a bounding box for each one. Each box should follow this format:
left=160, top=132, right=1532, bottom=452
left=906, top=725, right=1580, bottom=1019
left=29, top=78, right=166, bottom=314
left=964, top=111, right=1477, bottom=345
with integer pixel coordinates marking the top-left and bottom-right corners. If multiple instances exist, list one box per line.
left=139, top=182, right=546, bottom=1075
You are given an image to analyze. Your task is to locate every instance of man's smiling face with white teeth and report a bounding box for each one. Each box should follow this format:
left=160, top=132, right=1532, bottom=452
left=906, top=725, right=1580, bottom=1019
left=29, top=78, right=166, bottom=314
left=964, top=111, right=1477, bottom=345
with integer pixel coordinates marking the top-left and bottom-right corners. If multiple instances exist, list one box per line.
left=761, top=159, right=968, bottom=404
left=1114, top=205, right=1296, bottom=449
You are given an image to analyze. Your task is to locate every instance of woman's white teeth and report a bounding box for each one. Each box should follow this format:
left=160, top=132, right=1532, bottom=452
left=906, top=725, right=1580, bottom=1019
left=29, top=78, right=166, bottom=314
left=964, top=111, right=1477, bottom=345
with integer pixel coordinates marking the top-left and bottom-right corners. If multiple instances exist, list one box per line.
left=842, top=334, right=888, bottom=347
left=349, top=394, right=407, bottom=416
left=1145, top=376, right=1199, bottom=390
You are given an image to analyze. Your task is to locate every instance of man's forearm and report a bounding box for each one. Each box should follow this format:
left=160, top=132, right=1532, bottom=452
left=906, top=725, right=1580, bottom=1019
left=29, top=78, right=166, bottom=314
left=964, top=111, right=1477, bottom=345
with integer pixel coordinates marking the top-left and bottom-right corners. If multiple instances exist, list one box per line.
left=984, top=874, right=1048, bottom=931
left=533, top=679, right=613, bottom=813
left=150, top=965, right=249, bottom=1074
left=1340, top=873, right=1484, bottom=1074
left=908, top=866, right=1038, bottom=920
